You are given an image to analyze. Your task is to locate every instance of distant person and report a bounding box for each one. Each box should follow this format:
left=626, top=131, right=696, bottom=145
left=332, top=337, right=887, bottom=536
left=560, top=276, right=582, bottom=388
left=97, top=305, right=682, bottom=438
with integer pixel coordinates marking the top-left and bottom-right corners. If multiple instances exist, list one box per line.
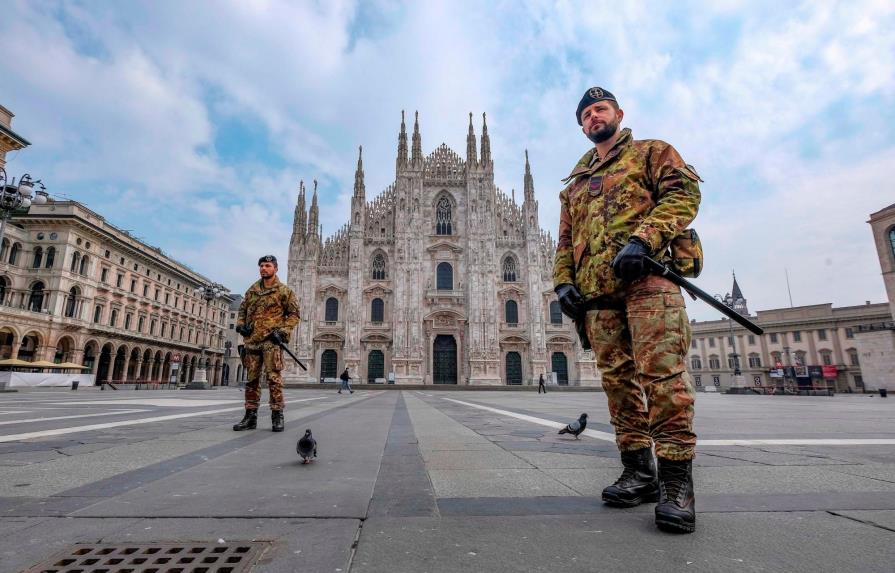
left=538, top=373, right=547, bottom=394
left=553, top=87, right=701, bottom=533
left=339, top=367, right=354, bottom=394
left=233, top=255, right=300, bottom=433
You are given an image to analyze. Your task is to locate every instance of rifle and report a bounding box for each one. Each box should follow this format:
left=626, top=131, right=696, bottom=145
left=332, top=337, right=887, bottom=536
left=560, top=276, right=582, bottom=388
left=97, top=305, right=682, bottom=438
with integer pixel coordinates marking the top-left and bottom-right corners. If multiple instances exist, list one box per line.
left=643, top=256, right=764, bottom=335
left=269, top=331, right=308, bottom=371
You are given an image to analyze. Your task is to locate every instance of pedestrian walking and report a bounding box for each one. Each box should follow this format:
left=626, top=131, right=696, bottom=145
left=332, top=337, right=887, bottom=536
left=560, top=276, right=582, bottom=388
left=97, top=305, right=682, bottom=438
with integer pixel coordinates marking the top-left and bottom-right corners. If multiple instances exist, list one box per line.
left=339, top=367, right=354, bottom=394
left=538, top=373, right=547, bottom=394
left=553, top=87, right=702, bottom=533
left=233, top=255, right=301, bottom=433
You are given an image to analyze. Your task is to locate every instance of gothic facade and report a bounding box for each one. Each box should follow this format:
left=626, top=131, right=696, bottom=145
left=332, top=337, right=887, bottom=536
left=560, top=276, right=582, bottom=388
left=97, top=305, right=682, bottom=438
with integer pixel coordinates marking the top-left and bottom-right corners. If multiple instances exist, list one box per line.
left=286, top=112, right=599, bottom=386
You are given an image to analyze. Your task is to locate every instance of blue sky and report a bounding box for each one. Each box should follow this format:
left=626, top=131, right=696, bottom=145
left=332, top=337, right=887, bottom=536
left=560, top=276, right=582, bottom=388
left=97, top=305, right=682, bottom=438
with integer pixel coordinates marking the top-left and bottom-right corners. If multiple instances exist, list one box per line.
left=1, top=0, right=893, bottom=321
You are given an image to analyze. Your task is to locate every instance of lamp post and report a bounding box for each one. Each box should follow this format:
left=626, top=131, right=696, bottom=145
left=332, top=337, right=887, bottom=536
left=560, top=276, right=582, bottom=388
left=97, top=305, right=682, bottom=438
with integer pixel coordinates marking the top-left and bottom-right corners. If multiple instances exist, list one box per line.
left=714, top=292, right=743, bottom=391
left=186, top=282, right=228, bottom=389
left=0, top=168, right=49, bottom=245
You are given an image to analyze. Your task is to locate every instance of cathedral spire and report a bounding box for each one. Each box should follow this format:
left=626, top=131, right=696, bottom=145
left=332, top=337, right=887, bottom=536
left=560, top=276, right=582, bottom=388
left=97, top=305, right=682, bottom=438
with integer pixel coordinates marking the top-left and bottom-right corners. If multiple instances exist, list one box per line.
left=466, top=112, right=478, bottom=168
left=523, top=149, right=535, bottom=203
left=396, top=110, right=408, bottom=171
left=292, top=180, right=307, bottom=243
left=411, top=110, right=422, bottom=166
left=731, top=271, right=743, bottom=301
left=307, top=179, right=319, bottom=239
left=728, top=270, right=750, bottom=316
left=480, top=112, right=492, bottom=166
left=354, top=145, right=365, bottom=199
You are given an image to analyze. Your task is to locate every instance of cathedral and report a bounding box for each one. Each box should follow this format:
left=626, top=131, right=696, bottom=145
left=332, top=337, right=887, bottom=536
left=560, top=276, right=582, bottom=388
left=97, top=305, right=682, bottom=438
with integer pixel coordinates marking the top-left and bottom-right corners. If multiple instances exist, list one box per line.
left=285, top=112, right=599, bottom=386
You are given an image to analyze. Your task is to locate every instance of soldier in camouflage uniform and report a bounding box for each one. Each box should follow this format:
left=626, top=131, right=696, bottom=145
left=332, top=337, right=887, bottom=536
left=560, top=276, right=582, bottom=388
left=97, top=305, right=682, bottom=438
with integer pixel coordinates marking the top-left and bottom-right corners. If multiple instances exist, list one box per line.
left=553, top=87, right=701, bottom=533
left=233, top=255, right=301, bottom=433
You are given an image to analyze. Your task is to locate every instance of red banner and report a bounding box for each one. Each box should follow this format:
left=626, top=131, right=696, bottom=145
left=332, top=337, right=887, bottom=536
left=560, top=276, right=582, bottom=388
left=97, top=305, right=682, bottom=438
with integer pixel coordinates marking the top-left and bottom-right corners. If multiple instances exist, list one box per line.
left=822, top=365, right=838, bottom=379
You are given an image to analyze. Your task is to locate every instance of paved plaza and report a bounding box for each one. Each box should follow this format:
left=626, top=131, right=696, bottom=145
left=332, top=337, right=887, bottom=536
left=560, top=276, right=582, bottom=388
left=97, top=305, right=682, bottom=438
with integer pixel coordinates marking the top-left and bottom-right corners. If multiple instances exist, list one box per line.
left=0, top=387, right=893, bottom=572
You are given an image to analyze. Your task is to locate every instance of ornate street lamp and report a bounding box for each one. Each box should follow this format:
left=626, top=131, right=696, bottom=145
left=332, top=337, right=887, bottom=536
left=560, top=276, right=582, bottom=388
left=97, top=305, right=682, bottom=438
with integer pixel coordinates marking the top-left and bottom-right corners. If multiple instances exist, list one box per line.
left=0, top=168, right=49, bottom=245
left=714, top=292, right=742, bottom=387
left=186, top=282, right=228, bottom=389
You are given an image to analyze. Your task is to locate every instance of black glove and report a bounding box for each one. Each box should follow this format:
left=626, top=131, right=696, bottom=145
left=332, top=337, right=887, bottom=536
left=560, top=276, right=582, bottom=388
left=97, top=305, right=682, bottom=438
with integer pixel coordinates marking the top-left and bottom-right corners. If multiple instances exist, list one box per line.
left=611, top=237, right=651, bottom=282
left=554, top=283, right=584, bottom=319
left=235, top=324, right=253, bottom=337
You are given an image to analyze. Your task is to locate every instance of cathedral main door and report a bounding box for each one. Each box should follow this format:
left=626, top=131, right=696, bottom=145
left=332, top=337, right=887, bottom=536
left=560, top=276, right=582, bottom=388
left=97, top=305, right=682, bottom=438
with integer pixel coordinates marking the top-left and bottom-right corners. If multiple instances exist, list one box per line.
left=433, top=335, right=457, bottom=384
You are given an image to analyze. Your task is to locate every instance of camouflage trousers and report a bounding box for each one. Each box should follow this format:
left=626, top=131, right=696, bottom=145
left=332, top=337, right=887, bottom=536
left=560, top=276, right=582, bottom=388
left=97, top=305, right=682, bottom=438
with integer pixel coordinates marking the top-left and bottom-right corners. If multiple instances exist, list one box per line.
left=585, top=275, right=696, bottom=461
left=242, top=342, right=285, bottom=411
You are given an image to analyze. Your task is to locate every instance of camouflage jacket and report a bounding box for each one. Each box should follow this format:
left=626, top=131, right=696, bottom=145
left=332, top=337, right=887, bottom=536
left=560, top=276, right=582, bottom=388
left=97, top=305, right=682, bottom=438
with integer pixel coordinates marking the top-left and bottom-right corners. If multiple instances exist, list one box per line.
left=237, top=276, right=301, bottom=348
left=553, top=128, right=701, bottom=299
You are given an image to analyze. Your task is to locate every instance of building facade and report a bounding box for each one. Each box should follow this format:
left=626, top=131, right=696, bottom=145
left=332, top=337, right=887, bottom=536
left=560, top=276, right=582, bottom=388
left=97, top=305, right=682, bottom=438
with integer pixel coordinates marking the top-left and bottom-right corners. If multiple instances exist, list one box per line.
left=858, top=202, right=895, bottom=390
left=0, top=105, right=29, bottom=169
left=688, top=275, right=891, bottom=393
left=286, top=112, right=596, bottom=386
left=0, top=201, right=231, bottom=385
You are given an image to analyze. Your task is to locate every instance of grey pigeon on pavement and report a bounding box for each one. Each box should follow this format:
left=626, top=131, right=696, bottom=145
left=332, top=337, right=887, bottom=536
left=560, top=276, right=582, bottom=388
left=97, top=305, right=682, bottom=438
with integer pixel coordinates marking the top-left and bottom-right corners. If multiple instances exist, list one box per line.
left=297, top=429, right=317, bottom=464
left=558, top=413, right=588, bottom=439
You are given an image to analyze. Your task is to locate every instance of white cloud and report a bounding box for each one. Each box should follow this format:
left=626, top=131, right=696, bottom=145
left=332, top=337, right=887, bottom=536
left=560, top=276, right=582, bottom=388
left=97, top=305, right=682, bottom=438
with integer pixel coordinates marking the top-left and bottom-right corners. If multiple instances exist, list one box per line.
left=0, top=0, right=892, bottom=317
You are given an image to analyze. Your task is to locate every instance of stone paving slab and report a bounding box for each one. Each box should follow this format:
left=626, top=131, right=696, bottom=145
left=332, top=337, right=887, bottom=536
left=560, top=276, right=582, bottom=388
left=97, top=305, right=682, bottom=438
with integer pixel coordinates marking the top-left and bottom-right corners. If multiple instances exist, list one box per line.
left=352, top=512, right=895, bottom=573
left=427, top=468, right=580, bottom=498
left=1, top=517, right=358, bottom=573
left=73, top=393, right=396, bottom=518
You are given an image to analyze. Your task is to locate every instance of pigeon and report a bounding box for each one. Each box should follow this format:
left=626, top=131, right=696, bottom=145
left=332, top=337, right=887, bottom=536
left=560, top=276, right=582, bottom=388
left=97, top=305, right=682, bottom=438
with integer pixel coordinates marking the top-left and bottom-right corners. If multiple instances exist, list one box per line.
left=297, top=429, right=317, bottom=464
left=558, top=413, right=588, bottom=439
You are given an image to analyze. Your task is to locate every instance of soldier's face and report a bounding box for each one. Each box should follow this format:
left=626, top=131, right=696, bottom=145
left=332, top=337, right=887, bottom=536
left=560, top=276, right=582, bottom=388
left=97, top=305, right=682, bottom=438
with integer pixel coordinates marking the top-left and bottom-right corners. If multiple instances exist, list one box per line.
left=581, top=102, right=623, bottom=144
left=259, top=262, right=277, bottom=278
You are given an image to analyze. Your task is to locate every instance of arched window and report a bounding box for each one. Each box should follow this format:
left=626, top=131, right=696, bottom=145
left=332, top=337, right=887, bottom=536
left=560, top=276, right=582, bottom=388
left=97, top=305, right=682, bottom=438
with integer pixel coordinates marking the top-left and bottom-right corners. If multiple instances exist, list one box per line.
left=93, top=305, right=102, bottom=323
left=549, top=301, right=563, bottom=325
left=45, top=247, right=55, bottom=268
left=690, top=356, right=702, bottom=370
left=847, top=348, right=859, bottom=366
left=28, top=282, right=45, bottom=312
left=111, top=309, right=119, bottom=327
left=435, top=197, right=452, bottom=235
left=794, top=350, right=806, bottom=366
left=325, top=297, right=339, bottom=322
left=709, top=355, right=720, bottom=369
left=321, top=349, right=338, bottom=380
left=771, top=351, right=782, bottom=366
left=367, top=350, right=384, bottom=382
left=32, top=247, right=43, bottom=268
left=505, top=300, right=518, bottom=324
left=70, top=252, right=81, bottom=272
left=748, top=353, right=761, bottom=368
left=79, top=255, right=89, bottom=276
left=9, top=243, right=20, bottom=265
left=0, top=276, right=8, bottom=305
left=0, top=238, right=8, bottom=260
left=371, top=253, right=387, bottom=280
left=436, top=262, right=453, bottom=290
left=819, top=349, right=833, bottom=366
left=890, top=227, right=895, bottom=259
left=371, top=298, right=384, bottom=323
left=502, top=256, right=517, bottom=282
left=65, top=287, right=79, bottom=318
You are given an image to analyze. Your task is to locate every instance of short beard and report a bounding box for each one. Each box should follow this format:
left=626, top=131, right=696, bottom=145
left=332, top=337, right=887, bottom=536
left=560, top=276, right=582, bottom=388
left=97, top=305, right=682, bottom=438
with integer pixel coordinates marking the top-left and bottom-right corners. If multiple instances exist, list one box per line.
left=586, top=120, right=619, bottom=144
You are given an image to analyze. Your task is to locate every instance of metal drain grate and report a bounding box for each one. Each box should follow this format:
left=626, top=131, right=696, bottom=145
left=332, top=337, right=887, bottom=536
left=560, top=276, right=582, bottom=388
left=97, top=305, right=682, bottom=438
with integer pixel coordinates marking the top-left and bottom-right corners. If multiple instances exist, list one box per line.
left=22, top=541, right=270, bottom=573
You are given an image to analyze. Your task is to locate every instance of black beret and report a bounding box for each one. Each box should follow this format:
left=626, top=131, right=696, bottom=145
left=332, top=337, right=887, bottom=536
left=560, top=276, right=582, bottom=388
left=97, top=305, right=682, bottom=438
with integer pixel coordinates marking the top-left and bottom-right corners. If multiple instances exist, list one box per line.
left=576, top=87, right=618, bottom=125
left=258, top=255, right=278, bottom=266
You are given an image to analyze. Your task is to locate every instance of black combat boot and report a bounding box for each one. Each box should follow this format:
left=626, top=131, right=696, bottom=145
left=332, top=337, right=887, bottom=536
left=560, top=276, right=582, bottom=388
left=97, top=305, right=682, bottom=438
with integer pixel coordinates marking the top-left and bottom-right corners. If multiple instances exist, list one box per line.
left=232, top=409, right=257, bottom=431
left=602, top=447, right=659, bottom=507
left=655, top=458, right=696, bottom=533
left=271, top=410, right=285, bottom=433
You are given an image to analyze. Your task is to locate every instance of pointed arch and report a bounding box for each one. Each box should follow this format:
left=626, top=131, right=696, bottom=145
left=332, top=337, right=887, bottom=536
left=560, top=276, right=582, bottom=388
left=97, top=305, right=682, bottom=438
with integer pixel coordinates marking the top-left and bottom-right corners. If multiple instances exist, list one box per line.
left=371, top=250, right=388, bottom=280
left=434, top=192, right=455, bottom=235
left=502, top=253, right=518, bottom=282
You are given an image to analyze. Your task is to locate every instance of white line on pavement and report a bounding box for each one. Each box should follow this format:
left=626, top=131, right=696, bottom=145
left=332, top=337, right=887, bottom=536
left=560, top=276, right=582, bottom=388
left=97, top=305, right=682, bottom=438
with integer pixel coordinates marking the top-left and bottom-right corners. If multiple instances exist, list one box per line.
left=442, top=398, right=895, bottom=447
left=0, top=409, right=150, bottom=426
left=442, top=397, right=617, bottom=441
left=0, top=397, right=329, bottom=443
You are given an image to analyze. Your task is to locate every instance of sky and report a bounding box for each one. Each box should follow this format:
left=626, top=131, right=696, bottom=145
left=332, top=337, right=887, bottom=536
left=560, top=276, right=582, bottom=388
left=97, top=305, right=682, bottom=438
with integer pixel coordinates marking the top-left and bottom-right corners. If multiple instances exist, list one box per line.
left=2, top=0, right=893, bottom=321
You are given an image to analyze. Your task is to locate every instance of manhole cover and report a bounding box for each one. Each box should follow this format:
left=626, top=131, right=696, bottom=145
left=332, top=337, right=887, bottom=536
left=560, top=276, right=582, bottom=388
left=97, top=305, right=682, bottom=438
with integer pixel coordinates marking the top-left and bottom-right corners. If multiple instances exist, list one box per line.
left=22, top=541, right=270, bottom=573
